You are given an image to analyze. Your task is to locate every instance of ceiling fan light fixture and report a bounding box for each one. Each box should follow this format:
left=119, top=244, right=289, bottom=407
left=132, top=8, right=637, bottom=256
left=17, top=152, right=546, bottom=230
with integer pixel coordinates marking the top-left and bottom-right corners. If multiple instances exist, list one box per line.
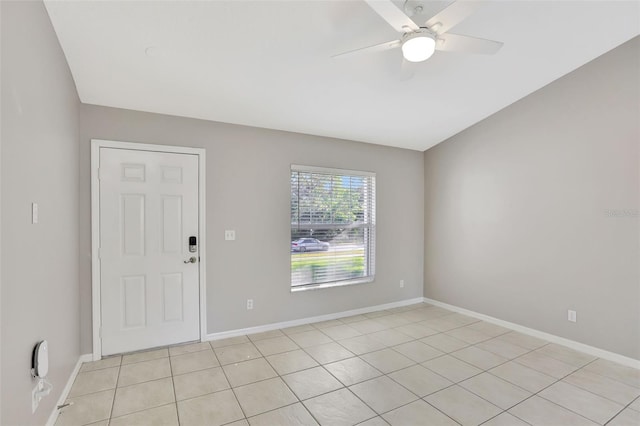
left=401, top=31, right=436, bottom=62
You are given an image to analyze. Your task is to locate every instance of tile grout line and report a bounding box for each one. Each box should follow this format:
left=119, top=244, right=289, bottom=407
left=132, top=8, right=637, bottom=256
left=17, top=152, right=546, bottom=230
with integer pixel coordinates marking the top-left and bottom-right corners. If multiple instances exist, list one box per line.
left=351, top=356, right=465, bottom=426
left=167, top=348, right=180, bottom=426
left=110, top=347, right=222, bottom=423
left=381, top=362, right=465, bottom=423
left=602, top=390, right=640, bottom=425
left=305, top=330, right=425, bottom=422
left=561, top=364, right=640, bottom=405
left=62, top=367, right=122, bottom=400
left=260, top=350, right=323, bottom=425
left=505, top=357, right=606, bottom=425
left=603, top=395, right=640, bottom=425
left=108, top=402, right=177, bottom=424
left=473, top=345, right=577, bottom=423
left=443, top=340, right=637, bottom=424
left=105, top=355, right=123, bottom=424
left=106, top=376, right=177, bottom=421
left=423, top=341, right=558, bottom=426
left=213, top=340, right=251, bottom=424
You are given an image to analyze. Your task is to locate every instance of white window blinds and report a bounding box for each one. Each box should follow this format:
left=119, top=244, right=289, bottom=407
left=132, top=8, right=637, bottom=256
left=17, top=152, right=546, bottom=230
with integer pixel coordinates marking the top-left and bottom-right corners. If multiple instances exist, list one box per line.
left=291, top=165, right=376, bottom=289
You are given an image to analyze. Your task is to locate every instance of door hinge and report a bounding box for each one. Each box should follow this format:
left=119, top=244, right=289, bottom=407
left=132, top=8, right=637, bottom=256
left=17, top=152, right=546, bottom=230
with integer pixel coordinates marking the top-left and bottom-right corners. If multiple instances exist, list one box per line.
left=98, top=327, right=102, bottom=338
left=98, top=247, right=102, bottom=259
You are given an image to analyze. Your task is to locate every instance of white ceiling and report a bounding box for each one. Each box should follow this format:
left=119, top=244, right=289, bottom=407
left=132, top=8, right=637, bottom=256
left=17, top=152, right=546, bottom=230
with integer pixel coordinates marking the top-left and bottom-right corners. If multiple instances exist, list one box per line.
left=45, top=0, right=639, bottom=151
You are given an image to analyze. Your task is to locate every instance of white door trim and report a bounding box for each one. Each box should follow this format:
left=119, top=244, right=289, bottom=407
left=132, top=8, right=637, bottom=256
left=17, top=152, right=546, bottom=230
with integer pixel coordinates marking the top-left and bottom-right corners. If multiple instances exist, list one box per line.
left=91, top=139, right=207, bottom=361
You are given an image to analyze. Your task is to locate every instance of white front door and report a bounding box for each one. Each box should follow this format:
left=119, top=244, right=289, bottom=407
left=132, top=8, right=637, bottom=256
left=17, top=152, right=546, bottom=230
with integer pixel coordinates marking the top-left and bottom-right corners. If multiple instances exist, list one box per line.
left=99, top=147, right=200, bottom=355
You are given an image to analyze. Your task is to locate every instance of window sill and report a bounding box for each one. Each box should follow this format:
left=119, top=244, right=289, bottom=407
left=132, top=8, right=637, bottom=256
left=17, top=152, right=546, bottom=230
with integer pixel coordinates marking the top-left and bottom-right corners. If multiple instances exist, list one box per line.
left=291, top=276, right=374, bottom=293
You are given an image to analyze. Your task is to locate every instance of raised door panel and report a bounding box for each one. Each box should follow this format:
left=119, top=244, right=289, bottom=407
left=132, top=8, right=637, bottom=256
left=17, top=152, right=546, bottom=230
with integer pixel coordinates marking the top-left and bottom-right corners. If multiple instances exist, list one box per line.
left=121, top=194, right=145, bottom=256
left=121, top=275, right=146, bottom=328
left=161, top=196, right=182, bottom=254
left=162, top=273, right=184, bottom=322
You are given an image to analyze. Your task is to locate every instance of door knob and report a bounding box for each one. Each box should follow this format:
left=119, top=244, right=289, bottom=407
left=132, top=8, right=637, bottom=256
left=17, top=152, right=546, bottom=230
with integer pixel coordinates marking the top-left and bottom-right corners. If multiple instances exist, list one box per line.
left=184, top=257, right=197, bottom=264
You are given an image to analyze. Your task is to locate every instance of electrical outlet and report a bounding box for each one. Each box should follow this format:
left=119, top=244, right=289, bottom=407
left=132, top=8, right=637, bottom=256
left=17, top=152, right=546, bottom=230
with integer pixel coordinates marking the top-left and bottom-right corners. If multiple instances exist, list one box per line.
left=247, top=299, right=253, bottom=310
left=32, top=380, right=43, bottom=413
left=399, top=280, right=404, bottom=288
left=225, top=230, right=236, bottom=241
left=568, top=310, right=577, bottom=323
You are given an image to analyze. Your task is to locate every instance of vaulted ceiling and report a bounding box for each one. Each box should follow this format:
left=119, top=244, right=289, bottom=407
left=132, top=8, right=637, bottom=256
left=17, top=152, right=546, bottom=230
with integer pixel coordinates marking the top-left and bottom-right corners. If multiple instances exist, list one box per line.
left=45, top=0, right=639, bottom=151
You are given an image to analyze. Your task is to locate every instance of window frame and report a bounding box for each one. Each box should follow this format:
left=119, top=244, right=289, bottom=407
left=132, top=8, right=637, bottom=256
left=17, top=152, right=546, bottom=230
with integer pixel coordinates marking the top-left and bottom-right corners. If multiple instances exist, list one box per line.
left=290, top=164, right=376, bottom=292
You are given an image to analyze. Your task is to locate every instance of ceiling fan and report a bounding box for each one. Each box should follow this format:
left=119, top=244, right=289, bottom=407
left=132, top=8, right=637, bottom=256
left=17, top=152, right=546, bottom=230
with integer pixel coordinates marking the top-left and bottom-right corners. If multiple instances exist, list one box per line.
left=335, top=0, right=503, bottom=63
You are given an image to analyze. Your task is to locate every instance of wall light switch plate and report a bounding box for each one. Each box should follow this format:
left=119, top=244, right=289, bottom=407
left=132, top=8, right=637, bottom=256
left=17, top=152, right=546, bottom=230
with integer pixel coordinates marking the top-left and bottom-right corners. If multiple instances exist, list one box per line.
left=225, top=230, right=235, bottom=241
left=32, top=203, right=38, bottom=224
left=568, top=310, right=577, bottom=323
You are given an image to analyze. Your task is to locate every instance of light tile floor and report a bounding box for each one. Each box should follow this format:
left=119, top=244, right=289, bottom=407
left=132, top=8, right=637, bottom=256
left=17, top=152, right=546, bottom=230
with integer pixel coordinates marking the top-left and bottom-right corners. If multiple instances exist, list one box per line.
left=56, top=303, right=640, bottom=426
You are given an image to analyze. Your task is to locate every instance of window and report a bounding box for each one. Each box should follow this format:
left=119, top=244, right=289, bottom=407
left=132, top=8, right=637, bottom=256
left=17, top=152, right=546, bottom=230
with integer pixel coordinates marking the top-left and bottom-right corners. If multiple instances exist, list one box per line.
left=291, top=165, right=376, bottom=290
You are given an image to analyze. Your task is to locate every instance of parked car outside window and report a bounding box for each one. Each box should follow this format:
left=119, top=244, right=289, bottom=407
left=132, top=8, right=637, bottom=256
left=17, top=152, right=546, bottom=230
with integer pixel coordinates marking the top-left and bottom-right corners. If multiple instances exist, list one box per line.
left=291, top=238, right=330, bottom=252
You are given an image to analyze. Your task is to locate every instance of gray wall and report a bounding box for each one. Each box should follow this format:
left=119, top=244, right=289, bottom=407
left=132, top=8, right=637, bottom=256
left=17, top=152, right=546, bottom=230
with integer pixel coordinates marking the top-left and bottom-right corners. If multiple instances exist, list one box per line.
left=1, top=1, right=81, bottom=425
left=424, top=37, right=639, bottom=360
left=79, top=105, right=424, bottom=354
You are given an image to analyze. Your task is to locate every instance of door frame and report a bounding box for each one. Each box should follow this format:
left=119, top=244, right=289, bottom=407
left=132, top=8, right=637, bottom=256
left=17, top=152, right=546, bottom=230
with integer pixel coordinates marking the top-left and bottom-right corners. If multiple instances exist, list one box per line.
left=91, top=139, right=207, bottom=361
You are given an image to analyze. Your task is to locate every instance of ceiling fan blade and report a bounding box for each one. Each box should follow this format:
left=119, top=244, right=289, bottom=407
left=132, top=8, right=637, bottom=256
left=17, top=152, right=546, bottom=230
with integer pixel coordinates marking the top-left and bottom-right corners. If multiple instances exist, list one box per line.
left=332, top=39, right=401, bottom=59
left=436, top=33, right=503, bottom=54
left=425, top=0, right=483, bottom=35
left=364, top=0, right=419, bottom=33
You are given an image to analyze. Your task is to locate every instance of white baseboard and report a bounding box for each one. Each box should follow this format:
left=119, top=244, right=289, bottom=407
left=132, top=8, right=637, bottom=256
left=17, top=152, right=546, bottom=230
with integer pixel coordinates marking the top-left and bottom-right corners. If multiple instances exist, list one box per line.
left=423, top=297, right=640, bottom=370
left=205, top=297, right=425, bottom=342
left=46, top=353, right=92, bottom=426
